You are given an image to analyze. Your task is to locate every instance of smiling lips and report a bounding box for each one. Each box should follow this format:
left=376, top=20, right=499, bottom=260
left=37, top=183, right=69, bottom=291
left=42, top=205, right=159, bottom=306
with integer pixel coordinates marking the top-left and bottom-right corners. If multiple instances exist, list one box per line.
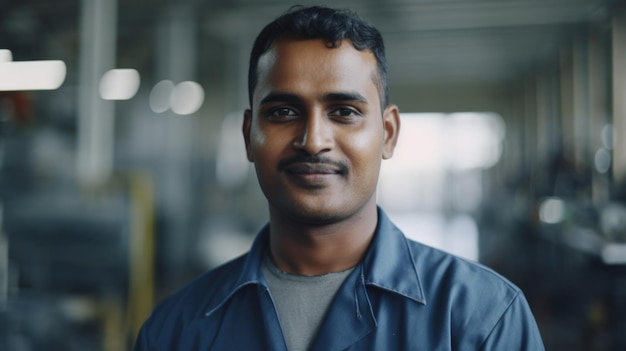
left=284, top=163, right=342, bottom=175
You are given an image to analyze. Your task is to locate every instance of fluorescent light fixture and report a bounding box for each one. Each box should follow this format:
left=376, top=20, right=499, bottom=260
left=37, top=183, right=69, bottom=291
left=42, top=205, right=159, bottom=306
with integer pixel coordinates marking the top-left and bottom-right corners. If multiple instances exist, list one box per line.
left=149, top=80, right=175, bottom=113
left=170, top=81, right=204, bottom=115
left=602, top=123, right=614, bottom=150
left=0, top=49, right=12, bottom=62
left=99, top=68, right=141, bottom=100
left=0, top=60, right=67, bottom=91
left=539, top=197, right=566, bottom=224
left=594, top=148, right=611, bottom=174
left=601, top=243, right=626, bottom=265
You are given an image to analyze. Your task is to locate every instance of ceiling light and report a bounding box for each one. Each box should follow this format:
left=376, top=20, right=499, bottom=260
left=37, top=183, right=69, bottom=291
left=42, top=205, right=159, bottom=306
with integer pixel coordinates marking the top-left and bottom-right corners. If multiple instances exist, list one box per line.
left=170, top=81, right=204, bottom=115
left=99, top=68, right=141, bottom=100
left=0, top=60, right=66, bottom=91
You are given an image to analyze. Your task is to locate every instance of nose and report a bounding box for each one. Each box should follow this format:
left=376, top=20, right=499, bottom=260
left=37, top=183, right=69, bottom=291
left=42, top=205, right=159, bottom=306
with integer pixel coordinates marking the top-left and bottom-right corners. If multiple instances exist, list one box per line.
left=292, top=112, right=334, bottom=155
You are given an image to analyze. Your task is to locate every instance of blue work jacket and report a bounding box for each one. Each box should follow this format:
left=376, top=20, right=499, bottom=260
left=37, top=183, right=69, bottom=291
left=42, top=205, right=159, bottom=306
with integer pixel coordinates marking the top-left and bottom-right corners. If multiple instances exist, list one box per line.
left=135, top=209, right=544, bottom=350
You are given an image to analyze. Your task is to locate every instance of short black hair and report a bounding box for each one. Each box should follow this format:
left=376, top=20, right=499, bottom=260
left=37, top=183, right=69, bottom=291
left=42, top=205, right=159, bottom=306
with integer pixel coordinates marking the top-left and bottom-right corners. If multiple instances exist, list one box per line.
left=247, top=6, right=388, bottom=109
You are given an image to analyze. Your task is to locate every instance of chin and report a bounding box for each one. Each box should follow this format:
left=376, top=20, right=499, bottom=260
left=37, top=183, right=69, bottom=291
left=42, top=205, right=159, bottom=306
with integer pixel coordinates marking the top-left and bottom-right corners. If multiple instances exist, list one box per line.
left=267, top=188, right=377, bottom=225
left=277, top=199, right=365, bottom=226
left=287, top=206, right=341, bottom=225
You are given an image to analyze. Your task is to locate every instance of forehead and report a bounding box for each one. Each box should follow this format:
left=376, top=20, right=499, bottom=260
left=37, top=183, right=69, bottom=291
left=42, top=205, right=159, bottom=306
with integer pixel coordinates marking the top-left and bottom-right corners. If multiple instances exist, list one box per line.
left=253, top=38, right=379, bottom=104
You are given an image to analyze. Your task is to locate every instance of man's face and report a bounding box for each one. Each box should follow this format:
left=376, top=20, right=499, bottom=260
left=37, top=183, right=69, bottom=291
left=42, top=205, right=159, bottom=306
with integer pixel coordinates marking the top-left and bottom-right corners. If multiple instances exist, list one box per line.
left=243, top=38, right=399, bottom=224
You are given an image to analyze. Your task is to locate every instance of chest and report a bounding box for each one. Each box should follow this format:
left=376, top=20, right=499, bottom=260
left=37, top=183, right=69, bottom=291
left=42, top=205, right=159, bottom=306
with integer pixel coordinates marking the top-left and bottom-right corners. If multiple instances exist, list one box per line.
left=175, top=286, right=459, bottom=351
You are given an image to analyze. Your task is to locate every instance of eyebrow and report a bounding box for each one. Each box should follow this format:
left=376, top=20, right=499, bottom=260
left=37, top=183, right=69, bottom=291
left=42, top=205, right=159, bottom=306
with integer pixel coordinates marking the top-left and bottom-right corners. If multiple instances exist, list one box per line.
left=259, top=91, right=368, bottom=105
left=322, top=92, right=368, bottom=104
left=259, top=92, right=300, bottom=105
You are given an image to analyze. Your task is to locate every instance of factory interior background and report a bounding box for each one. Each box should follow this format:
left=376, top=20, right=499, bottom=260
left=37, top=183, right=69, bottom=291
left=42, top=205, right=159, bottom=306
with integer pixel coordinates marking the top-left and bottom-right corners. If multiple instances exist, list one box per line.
left=2, top=0, right=626, bottom=349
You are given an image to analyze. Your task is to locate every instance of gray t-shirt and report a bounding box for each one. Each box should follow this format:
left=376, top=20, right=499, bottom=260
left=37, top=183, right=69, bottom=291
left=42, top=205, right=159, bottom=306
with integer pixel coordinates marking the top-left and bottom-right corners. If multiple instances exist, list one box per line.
left=262, top=255, right=354, bottom=351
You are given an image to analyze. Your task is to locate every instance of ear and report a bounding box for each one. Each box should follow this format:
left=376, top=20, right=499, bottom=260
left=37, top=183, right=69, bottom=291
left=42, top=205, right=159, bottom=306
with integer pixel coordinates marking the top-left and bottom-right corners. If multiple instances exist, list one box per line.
left=382, top=104, right=401, bottom=160
left=243, top=109, right=254, bottom=162
left=383, top=105, right=400, bottom=160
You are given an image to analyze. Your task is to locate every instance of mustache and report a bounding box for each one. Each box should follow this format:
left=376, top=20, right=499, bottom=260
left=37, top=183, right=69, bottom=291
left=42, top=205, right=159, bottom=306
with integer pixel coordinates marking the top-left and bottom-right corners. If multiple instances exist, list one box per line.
left=278, top=155, right=349, bottom=175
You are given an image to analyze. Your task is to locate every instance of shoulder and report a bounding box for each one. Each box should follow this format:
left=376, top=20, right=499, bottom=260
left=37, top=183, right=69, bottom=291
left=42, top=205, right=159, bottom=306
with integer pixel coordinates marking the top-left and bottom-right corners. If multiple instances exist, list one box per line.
left=405, top=239, right=543, bottom=348
left=405, top=238, right=539, bottom=343
left=406, top=237, right=520, bottom=298
left=140, top=253, right=248, bottom=334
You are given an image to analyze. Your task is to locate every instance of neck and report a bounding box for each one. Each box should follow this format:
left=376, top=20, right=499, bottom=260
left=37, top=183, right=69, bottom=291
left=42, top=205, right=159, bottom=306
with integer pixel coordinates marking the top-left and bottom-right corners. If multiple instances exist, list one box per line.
left=267, top=203, right=378, bottom=276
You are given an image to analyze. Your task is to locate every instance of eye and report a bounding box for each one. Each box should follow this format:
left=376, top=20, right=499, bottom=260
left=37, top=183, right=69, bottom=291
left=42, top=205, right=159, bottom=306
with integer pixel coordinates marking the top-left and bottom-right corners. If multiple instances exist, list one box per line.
left=329, top=107, right=361, bottom=121
left=267, top=107, right=299, bottom=121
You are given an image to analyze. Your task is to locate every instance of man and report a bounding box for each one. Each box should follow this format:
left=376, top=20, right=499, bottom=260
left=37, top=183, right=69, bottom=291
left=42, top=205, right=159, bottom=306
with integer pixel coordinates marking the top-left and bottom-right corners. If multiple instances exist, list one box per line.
left=135, top=6, right=544, bottom=350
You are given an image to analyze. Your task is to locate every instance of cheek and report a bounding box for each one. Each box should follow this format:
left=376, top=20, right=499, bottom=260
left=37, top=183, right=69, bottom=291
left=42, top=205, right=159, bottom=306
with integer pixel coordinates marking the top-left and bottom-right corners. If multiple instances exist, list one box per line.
left=250, top=123, right=267, bottom=150
left=250, top=125, right=288, bottom=173
left=250, top=124, right=282, bottom=164
left=347, top=127, right=384, bottom=163
left=341, top=128, right=384, bottom=190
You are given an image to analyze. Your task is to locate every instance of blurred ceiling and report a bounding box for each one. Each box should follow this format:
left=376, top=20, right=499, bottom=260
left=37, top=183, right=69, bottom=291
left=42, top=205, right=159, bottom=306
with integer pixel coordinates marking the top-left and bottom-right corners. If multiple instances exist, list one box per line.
left=198, top=0, right=617, bottom=85
left=0, top=0, right=619, bottom=87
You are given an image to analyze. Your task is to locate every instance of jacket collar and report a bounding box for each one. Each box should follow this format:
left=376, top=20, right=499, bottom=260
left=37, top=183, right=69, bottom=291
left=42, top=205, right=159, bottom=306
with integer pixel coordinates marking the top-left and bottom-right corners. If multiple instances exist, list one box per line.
left=203, top=224, right=270, bottom=317
left=362, top=207, right=426, bottom=305
left=204, top=207, right=425, bottom=316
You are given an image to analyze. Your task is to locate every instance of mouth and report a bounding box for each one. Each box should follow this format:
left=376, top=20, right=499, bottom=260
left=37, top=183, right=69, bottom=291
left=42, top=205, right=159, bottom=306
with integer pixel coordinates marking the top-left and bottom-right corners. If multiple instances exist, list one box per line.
left=283, top=163, right=343, bottom=175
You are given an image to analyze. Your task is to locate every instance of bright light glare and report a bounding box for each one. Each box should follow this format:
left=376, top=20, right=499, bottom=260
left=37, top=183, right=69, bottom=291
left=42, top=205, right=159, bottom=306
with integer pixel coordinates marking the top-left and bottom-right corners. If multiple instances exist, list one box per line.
left=601, top=244, right=626, bottom=265
left=390, top=213, right=479, bottom=261
left=539, top=197, right=566, bottom=224
left=447, top=113, right=505, bottom=170
left=0, top=49, right=12, bottom=62
left=0, top=60, right=66, bottom=91
left=378, top=114, right=447, bottom=211
left=149, top=80, right=175, bottom=113
left=602, top=124, right=614, bottom=150
left=385, top=113, right=447, bottom=173
left=379, top=112, right=505, bottom=212
left=170, top=81, right=204, bottom=115
left=383, top=112, right=505, bottom=174
left=594, top=148, right=611, bottom=174
left=99, top=69, right=141, bottom=100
